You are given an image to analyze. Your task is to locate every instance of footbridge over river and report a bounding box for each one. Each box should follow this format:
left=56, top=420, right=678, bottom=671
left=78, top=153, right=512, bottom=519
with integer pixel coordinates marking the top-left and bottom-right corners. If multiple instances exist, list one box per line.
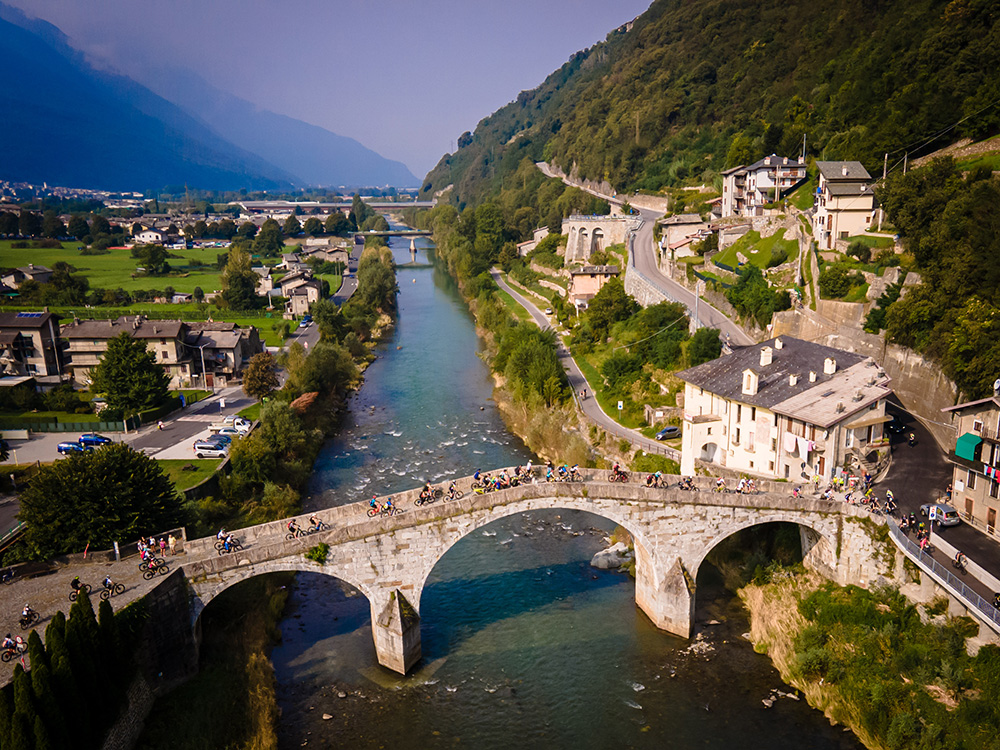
left=180, top=472, right=881, bottom=674
left=0, top=472, right=886, bottom=682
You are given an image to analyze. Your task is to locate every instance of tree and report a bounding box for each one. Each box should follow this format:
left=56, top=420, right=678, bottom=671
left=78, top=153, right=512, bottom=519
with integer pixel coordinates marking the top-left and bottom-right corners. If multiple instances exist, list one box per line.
left=193, top=286, right=204, bottom=303
left=0, top=211, right=19, bottom=235
left=242, top=351, right=279, bottom=401
left=19, top=210, right=42, bottom=237
left=688, top=327, right=722, bottom=365
left=133, top=244, right=170, bottom=275
left=220, top=245, right=260, bottom=310
left=19, top=443, right=183, bottom=559
left=303, top=217, right=323, bottom=236
left=324, top=212, right=352, bottom=236
left=252, top=219, right=284, bottom=256
left=236, top=221, right=258, bottom=239
left=41, top=211, right=65, bottom=239
left=586, top=277, right=638, bottom=340
left=283, top=214, right=302, bottom=236
left=90, top=214, right=111, bottom=236
left=89, top=332, right=169, bottom=414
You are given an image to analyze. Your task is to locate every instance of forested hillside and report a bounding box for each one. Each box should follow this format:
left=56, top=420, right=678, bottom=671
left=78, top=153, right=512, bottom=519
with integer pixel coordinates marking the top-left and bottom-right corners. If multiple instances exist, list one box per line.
left=422, top=0, right=999, bottom=206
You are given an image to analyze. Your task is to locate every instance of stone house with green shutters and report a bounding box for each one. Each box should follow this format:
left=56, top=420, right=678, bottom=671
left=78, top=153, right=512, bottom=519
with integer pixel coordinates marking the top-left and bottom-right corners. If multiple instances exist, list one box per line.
left=942, top=397, right=1000, bottom=534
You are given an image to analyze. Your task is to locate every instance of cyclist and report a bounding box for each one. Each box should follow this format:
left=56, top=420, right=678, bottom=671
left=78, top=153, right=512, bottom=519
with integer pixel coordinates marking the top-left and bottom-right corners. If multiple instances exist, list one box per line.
left=954, top=551, right=967, bottom=568
left=546, top=464, right=554, bottom=482
left=383, top=497, right=395, bottom=516
left=103, top=576, right=114, bottom=591
left=1, top=634, right=13, bottom=652
left=217, top=528, right=227, bottom=542
left=287, top=519, right=301, bottom=538
left=223, top=536, right=234, bottom=553
left=21, top=604, right=33, bottom=619
left=71, top=576, right=84, bottom=592
left=369, top=495, right=378, bottom=511
left=420, top=483, right=433, bottom=502
left=473, top=469, right=481, bottom=483
left=570, top=464, right=581, bottom=481
left=448, top=480, right=458, bottom=499
left=309, top=515, right=324, bottom=531
left=715, top=477, right=726, bottom=492
left=612, top=461, right=621, bottom=479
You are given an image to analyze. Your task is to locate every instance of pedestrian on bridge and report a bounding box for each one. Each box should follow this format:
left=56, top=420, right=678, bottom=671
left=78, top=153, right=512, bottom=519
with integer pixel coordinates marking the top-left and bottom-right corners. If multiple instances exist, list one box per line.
left=168, top=534, right=177, bottom=555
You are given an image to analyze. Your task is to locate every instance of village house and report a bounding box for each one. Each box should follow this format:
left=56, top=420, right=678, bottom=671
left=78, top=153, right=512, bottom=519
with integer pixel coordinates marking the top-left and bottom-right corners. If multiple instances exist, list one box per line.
left=60, top=316, right=191, bottom=387
left=1, top=264, right=53, bottom=289
left=285, top=280, right=323, bottom=317
left=676, top=336, right=892, bottom=482
left=941, top=397, right=1000, bottom=533
left=517, top=227, right=551, bottom=257
left=721, top=154, right=807, bottom=218
left=812, top=161, right=876, bottom=250
left=253, top=266, right=275, bottom=295
left=184, top=322, right=263, bottom=389
left=132, top=227, right=168, bottom=245
left=568, top=265, right=619, bottom=309
left=278, top=269, right=317, bottom=297
left=658, top=214, right=709, bottom=260
left=0, top=310, right=65, bottom=384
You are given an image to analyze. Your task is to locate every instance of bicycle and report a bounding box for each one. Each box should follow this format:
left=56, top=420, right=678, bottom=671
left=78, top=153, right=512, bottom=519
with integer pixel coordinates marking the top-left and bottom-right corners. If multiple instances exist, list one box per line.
left=217, top=541, right=244, bottom=555
left=142, top=563, right=170, bottom=580
left=414, top=492, right=437, bottom=507
left=285, top=529, right=306, bottom=540
left=19, top=611, right=39, bottom=630
left=214, top=537, right=241, bottom=551
left=1, top=567, right=15, bottom=585
left=138, top=556, right=162, bottom=571
left=446, top=489, right=465, bottom=500
left=69, top=583, right=92, bottom=602
left=307, top=521, right=327, bottom=533
left=1, top=644, right=27, bottom=662
left=608, top=471, right=630, bottom=483
left=100, top=583, right=126, bottom=600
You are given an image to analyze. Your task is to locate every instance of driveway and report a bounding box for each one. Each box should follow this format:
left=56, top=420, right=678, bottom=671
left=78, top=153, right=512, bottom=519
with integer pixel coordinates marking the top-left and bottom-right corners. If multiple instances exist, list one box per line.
left=491, top=269, right=679, bottom=463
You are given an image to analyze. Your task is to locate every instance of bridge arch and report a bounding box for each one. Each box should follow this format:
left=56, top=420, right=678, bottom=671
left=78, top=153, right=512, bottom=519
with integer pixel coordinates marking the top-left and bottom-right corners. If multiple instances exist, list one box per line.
left=405, top=496, right=656, bottom=617
left=190, top=559, right=376, bottom=627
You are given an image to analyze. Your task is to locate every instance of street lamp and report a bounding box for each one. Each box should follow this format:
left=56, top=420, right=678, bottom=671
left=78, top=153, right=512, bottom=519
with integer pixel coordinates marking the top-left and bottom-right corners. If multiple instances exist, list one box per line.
left=192, top=341, right=214, bottom=394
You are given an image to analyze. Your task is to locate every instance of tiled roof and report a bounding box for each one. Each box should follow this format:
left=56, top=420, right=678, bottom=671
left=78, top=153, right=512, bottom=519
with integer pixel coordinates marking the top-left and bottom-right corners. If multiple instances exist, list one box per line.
left=0, top=311, right=58, bottom=329
left=61, top=316, right=184, bottom=339
left=816, top=161, right=872, bottom=181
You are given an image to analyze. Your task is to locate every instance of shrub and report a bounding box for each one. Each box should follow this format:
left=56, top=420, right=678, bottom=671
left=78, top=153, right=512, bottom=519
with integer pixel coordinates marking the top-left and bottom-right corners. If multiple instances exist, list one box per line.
left=847, top=240, right=871, bottom=263
left=305, top=543, right=330, bottom=564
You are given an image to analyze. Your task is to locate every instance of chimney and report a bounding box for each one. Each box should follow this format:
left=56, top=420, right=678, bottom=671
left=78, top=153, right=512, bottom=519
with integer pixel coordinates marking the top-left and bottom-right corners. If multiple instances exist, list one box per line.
left=782, top=157, right=788, bottom=165
left=760, top=346, right=773, bottom=366
left=774, top=337, right=783, bottom=350
left=809, top=371, right=817, bottom=383
left=789, top=374, right=799, bottom=386
left=742, top=368, right=759, bottom=396
left=824, top=357, right=837, bottom=375
left=28, top=263, right=34, bottom=270
left=841, top=165, right=848, bottom=177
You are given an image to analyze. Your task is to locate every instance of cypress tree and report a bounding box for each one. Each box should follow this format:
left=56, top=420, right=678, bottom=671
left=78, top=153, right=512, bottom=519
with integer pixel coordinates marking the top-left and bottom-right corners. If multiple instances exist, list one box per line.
left=43, top=612, right=65, bottom=647
left=32, top=716, right=51, bottom=750
left=97, top=599, right=121, bottom=681
left=26, top=631, right=47, bottom=673
left=0, top=685, right=12, bottom=749
left=64, top=616, right=99, bottom=745
left=12, top=665, right=34, bottom=721
left=30, top=664, right=68, bottom=750
left=9, top=711, right=33, bottom=750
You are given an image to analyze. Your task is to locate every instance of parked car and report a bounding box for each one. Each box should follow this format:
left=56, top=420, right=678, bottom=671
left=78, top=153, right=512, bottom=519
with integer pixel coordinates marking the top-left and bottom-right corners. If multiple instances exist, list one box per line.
left=194, top=434, right=232, bottom=449
left=544, top=308, right=553, bottom=315
left=919, top=502, right=962, bottom=526
left=211, top=426, right=243, bottom=438
left=655, top=425, right=682, bottom=440
left=57, top=441, right=90, bottom=455
left=193, top=441, right=229, bottom=459
left=221, top=416, right=252, bottom=431
left=298, top=320, right=310, bottom=328
left=302, top=314, right=312, bottom=323
left=78, top=432, right=112, bottom=447
left=886, top=417, right=907, bottom=434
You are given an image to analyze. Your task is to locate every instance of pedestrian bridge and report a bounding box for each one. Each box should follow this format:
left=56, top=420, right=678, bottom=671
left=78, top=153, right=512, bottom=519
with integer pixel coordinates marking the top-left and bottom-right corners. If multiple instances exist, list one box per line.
left=180, top=472, right=880, bottom=674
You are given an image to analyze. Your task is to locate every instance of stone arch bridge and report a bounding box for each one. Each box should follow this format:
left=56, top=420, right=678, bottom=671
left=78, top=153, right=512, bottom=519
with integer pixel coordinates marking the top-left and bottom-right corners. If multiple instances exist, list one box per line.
left=177, top=473, right=878, bottom=675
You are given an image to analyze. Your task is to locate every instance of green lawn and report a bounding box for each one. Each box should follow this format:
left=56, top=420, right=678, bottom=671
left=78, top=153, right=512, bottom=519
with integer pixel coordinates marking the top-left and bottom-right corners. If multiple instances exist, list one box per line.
left=156, top=459, right=222, bottom=491
left=787, top=174, right=818, bottom=210
left=496, top=285, right=532, bottom=322
left=0, top=410, right=102, bottom=425
left=845, top=234, right=894, bottom=248
left=237, top=402, right=262, bottom=421
left=573, top=350, right=646, bottom=430
left=714, top=228, right=798, bottom=270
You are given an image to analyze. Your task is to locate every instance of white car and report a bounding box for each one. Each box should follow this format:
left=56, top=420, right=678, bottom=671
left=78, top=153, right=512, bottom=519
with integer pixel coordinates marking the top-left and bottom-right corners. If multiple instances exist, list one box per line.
left=212, top=426, right=243, bottom=438
left=193, top=441, right=228, bottom=459
left=221, top=416, right=252, bottom=430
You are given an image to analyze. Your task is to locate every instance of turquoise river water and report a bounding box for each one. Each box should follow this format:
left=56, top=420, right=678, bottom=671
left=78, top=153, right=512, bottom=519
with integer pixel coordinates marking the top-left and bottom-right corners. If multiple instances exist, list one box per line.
left=267, top=232, right=863, bottom=749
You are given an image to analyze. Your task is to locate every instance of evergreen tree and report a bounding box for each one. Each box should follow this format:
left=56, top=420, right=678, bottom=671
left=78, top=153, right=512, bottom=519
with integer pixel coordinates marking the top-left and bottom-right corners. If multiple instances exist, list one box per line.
left=220, top=245, right=260, bottom=311
left=98, top=599, right=123, bottom=684
left=30, top=665, right=66, bottom=749
left=8, top=711, right=33, bottom=750
left=12, top=666, right=35, bottom=728
left=0, top=685, right=12, bottom=748
left=26, top=631, right=47, bottom=672
left=89, top=332, right=169, bottom=414
left=32, top=716, right=51, bottom=750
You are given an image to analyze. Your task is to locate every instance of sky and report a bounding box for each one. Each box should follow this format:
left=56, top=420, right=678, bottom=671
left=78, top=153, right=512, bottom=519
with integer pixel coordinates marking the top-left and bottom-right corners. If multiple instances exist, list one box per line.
left=7, top=0, right=653, bottom=178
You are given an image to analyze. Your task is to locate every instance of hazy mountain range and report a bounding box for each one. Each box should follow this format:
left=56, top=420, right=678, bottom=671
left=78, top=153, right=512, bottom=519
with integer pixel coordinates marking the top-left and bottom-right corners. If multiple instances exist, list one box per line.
left=0, top=4, right=417, bottom=191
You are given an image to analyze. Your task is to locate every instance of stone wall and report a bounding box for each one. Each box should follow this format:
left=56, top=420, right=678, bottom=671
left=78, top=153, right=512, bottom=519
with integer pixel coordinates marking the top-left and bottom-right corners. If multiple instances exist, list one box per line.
left=624, top=263, right=673, bottom=307
left=772, top=307, right=958, bottom=450
left=100, top=676, right=154, bottom=750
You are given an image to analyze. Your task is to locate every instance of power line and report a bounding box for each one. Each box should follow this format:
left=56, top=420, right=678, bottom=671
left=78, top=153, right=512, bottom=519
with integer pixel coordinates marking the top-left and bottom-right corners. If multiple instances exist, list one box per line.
left=887, top=97, right=1000, bottom=158
left=613, top=313, right=687, bottom=351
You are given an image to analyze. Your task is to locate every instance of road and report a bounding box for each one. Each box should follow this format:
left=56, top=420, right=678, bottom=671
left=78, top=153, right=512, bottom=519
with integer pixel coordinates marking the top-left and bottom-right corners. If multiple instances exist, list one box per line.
left=881, top=400, right=1000, bottom=600
left=491, top=269, right=679, bottom=462
left=535, top=162, right=753, bottom=346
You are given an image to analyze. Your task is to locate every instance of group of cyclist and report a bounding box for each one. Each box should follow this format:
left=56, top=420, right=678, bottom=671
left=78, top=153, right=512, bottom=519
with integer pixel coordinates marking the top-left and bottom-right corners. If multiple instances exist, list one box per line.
left=286, top=515, right=327, bottom=537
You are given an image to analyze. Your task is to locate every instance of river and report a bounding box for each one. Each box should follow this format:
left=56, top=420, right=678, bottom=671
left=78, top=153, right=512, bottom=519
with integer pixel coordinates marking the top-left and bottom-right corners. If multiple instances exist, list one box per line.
left=269, top=232, right=862, bottom=749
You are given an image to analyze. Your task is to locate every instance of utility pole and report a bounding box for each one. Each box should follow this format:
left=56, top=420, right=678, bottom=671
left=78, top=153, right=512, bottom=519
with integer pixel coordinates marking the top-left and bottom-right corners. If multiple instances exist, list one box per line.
left=878, top=152, right=887, bottom=231
left=801, top=133, right=806, bottom=162
left=903, top=152, right=908, bottom=174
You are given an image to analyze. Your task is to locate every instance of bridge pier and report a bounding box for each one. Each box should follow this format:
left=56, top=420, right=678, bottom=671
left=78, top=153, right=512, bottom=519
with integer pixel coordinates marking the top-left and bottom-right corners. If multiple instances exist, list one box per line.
left=371, top=590, right=422, bottom=675
left=634, top=552, right=695, bottom=638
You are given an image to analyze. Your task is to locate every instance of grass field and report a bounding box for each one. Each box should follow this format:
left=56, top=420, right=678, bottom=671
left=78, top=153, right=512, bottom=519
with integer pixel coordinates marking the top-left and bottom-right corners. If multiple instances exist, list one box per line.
left=156, top=458, right=222, bottom=492
left=714, top=228, right=798, bottom=270
left=787, top=174, right=818, bottom=210
left=845, top=234, right=894, bottom=248
left=496, top=284, right=532, bottom=322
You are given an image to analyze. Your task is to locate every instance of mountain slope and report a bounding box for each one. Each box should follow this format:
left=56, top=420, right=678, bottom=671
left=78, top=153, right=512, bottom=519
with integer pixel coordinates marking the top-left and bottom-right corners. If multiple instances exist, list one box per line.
left=0, top=11, right=295, bottom=191
left=422, top=0, right=1000, bottom=204
left=137, top=67, right=419, bottom=188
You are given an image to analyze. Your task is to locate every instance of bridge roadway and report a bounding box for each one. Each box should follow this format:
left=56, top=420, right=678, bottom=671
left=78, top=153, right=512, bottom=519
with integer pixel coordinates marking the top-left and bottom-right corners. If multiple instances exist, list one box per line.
left=0, top=471, right=881, bottom=680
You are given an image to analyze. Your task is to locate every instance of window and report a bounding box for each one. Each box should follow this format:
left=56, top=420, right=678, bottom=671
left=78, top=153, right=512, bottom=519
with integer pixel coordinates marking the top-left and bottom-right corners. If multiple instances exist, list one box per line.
left=735, top=428, right=741, bottom=445
left=769, top=461, right=775, bottom=471
left=161, top=350, right=169, bottom=359
left=736, top=404, right=742, bottom=422
left=974, top=419, right=983, bottom=432
left=751, top=406, right=756, bottom=421
left=991, top=481, right=999, bottom=500
left=968, top=470, right=977, bottom=490
left=771, top=438, right=777, bottom=452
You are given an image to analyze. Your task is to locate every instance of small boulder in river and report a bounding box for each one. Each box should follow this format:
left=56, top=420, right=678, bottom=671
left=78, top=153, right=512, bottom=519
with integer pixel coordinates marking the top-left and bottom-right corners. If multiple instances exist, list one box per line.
left=591, top=541, right=631, bottom=569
